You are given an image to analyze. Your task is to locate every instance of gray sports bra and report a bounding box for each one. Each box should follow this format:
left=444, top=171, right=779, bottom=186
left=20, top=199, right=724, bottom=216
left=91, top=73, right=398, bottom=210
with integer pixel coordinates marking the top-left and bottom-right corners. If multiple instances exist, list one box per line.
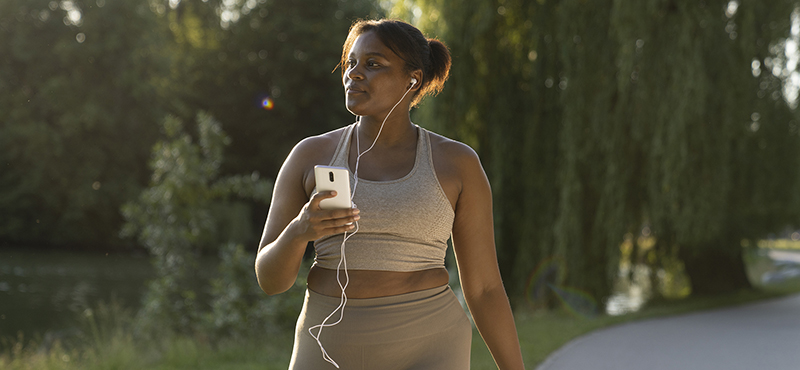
left=313, top=123, right=455, bottom=271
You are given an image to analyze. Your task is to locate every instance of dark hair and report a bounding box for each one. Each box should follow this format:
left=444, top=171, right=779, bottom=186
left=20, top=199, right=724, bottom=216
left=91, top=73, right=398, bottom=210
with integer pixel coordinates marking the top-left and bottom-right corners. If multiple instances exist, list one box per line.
left=339, top=19, right=451, bottom=107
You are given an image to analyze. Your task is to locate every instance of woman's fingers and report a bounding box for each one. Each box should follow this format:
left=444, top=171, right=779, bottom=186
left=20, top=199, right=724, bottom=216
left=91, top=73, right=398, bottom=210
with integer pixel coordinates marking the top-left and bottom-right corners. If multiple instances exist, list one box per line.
left=319, top=211, right=359, bottom=228
left=306, top=214, right=357, bottom=239
left=299, top=194, right=360, bottom=239
left=309, top=190, right=338, bottom=210
left=313, top=208, right=359, bottom=230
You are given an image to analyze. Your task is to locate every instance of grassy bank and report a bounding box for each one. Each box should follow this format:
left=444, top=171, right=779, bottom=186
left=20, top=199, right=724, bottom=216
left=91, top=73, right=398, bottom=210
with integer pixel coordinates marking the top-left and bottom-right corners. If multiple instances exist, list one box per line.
left=1, top=326, right=294, bottom=370
left=4, top=249, right=800, bottom=369
left=4, top=287, right=798, bottom=370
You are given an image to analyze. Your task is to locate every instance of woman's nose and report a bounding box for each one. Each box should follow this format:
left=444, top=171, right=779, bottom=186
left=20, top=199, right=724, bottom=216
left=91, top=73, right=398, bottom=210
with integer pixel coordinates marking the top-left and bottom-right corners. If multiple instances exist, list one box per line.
left=346, top=63, right=364, bottom=81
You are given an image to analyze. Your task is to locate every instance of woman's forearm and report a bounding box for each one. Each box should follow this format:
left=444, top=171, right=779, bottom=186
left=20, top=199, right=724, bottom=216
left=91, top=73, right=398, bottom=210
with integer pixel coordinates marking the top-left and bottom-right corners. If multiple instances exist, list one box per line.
left=255, top=220, right=309, bottom=295
left=465, top=286, right=526, bottom=370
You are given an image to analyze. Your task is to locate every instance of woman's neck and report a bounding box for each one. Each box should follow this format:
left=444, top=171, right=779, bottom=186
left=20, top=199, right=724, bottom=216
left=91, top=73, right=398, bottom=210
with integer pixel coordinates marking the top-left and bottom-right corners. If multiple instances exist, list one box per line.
left=356, top=113, right=415, bottom=148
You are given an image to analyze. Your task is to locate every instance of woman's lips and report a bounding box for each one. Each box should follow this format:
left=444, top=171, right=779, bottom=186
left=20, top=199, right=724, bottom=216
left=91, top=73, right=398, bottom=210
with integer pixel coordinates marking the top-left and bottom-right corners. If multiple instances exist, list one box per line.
left=346, top=85, right=366, bottom=95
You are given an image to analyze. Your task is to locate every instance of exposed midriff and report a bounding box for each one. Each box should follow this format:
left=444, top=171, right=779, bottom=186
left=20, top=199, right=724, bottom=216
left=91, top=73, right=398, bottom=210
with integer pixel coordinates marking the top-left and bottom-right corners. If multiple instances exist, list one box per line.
left=306, top=265, right=450, bottom=298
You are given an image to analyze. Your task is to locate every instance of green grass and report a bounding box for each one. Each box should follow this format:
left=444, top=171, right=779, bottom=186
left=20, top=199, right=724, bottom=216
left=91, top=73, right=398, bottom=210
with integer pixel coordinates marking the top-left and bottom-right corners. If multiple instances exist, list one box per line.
left=6, top=287, right=797, bottom=370
left=4, top=249, right=800, bottom=370
left=0, top=330, right=294, bottom=370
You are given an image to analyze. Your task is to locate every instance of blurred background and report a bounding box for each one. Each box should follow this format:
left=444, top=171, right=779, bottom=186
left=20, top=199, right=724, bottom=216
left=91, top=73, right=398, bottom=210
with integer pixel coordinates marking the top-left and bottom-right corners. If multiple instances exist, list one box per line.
left=2, top=0, right=800, bottom=368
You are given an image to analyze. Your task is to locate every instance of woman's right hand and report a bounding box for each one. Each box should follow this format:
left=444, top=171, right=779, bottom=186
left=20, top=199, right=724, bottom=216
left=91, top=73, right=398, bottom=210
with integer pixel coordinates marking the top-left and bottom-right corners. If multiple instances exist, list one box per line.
left=291, top=190, right=360, bottom=242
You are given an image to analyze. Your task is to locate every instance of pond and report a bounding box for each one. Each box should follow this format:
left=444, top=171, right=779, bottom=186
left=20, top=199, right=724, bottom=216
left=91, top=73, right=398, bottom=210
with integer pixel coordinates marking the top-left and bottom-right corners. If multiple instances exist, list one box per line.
left=604, top=246, right=800, bottom=316
left=0, top=248, right=154, bottom=343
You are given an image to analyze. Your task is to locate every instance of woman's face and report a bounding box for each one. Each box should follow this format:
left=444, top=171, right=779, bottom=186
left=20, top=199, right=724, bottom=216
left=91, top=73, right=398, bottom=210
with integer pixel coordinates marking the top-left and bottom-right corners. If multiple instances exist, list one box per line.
left=343, top=31, right=414, bottom=117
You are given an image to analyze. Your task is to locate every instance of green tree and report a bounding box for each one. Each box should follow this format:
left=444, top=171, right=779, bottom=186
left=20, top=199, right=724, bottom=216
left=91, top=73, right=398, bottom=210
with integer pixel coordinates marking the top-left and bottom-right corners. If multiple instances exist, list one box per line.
left=0, top=0, right=168, bottom=247
left=121, top=112, right=271, bottom=334
left=394, top=0, right=800, bottom=303
left=610, top=1, right=800, bottom=295
left=0, top=0, right=384, bottom=251
left=155, top=0, right=383, bottom=178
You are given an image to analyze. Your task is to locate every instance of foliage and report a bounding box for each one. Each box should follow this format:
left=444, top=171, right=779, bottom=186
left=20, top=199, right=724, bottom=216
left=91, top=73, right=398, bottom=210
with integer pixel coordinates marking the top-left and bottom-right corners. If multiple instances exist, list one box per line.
left=0, top=0, right=382, bottom=250
left=2, top=0, right=387, bottom=356
left=395, top=0, right=800, bottom=302
left=154, top=0, right=383, bottom=178
left=121, top=112, right=272, bottom=335
left=0, top=0, right=168, bottom=247
left=0, top=299, right=293, bottom=370
left=204, top=242, right=306, bottom=339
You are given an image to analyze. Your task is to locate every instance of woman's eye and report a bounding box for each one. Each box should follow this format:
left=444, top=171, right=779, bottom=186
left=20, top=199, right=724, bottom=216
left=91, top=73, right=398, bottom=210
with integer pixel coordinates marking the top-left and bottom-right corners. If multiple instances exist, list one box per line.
left=345, top=60, right=380, bottom=68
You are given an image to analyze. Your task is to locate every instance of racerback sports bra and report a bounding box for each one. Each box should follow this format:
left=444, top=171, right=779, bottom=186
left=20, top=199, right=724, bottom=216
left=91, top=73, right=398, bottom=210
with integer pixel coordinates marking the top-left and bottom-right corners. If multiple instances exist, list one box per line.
left=313, top=123, right=455, bottom=272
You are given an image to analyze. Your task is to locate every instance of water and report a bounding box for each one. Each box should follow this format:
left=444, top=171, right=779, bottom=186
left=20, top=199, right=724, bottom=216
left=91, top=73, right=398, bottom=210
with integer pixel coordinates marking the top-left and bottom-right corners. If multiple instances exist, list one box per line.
left=605, top=247, right=800, bottom=316
left=0, top=248, right=154, bottom=341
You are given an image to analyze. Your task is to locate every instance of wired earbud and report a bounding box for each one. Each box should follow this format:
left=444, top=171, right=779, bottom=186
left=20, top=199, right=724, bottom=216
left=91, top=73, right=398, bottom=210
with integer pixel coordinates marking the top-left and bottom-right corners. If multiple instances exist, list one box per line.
left=309, top=77, right=419, bottom=369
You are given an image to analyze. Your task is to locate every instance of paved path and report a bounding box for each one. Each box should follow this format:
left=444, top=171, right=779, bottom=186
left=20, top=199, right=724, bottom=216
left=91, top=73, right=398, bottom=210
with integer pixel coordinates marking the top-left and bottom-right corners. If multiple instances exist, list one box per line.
left=536, top=294, right=800, bottom=370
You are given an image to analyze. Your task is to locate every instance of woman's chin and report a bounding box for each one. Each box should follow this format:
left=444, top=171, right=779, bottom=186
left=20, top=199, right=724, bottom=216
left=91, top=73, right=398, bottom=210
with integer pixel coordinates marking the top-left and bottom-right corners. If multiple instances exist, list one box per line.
left=345, top=103, right=368, bottom=117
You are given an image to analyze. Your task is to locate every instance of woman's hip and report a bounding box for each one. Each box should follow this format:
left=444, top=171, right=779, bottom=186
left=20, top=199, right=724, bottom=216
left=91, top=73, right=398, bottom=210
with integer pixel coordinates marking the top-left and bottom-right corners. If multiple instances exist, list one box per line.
left=299, top=284, right=470, bottom=343
left=289, top=285, right=472, bottom=369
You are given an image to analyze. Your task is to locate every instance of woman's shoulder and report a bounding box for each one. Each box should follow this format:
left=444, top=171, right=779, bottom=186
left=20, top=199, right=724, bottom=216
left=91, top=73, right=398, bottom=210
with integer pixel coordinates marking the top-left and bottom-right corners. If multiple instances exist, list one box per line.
left=281, top=125, right=353, bottom=196
left=289, top=125, right=351, bottom=163
left=295, top=125, right=349, bottom=150
left=424, top=127, right=488, bottom=201
left=425, top=129, right=481, bottom=165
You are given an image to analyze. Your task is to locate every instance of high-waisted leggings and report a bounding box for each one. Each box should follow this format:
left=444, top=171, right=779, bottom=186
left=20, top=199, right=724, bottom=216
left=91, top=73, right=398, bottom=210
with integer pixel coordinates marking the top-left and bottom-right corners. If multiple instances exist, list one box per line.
left=288, top=285, right=472, bottom=370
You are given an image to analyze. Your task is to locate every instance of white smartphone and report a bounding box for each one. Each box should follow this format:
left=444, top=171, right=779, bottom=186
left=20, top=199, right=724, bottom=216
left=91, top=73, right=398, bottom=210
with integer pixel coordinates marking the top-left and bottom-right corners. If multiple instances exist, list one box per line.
left=314, top=165, right=352, bottom=210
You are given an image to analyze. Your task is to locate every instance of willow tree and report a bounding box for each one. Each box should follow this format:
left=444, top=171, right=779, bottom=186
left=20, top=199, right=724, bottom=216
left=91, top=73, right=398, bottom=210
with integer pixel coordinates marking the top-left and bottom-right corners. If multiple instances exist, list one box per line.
left=392, top=0, right=800, bottom=304
left=612, top=1, right=800, bottom=295
left=394, top=0, right=642, bottom=304
left=390, top=0, right=597, bottom=303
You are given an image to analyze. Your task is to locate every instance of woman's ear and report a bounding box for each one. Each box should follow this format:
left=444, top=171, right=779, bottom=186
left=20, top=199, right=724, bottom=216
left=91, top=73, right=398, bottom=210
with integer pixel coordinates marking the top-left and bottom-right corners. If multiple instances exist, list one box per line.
left=409, top=70, right=423, bottom=91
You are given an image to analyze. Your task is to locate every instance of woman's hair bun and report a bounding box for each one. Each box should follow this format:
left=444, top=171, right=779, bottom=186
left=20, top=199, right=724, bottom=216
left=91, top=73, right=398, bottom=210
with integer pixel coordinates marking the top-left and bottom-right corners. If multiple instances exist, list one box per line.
left=424, top=39, right=451, bottom=101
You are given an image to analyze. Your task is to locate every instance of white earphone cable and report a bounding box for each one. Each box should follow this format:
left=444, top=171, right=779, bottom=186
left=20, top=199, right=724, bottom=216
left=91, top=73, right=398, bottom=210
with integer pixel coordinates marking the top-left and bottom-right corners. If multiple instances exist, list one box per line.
left=308, top=81, right=417, bottom=368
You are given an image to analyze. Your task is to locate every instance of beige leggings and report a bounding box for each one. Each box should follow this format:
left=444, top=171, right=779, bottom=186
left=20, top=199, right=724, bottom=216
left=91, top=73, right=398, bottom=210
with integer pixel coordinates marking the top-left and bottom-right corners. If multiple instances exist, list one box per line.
left=288, top=285, right=472, bottom=370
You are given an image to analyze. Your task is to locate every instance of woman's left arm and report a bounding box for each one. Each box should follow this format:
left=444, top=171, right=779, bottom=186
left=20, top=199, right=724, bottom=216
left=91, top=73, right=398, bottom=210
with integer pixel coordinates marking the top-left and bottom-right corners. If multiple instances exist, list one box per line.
left=450, top=146, right=525, bottom=370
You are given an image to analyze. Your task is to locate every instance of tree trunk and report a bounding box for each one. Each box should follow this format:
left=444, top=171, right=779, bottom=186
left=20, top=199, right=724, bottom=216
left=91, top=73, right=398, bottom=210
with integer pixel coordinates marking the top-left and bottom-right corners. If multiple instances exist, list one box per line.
left=679, top=239, right=752, bottom=296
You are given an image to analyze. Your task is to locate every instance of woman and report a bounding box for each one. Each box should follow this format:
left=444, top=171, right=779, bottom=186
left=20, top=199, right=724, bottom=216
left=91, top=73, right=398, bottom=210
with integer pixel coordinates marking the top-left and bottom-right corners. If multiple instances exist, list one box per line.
left=255, top=19, right=525, bottom=370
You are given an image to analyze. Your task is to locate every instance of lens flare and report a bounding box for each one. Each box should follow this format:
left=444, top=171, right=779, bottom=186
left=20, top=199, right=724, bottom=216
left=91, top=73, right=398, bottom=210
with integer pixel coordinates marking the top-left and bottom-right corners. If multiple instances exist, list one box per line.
left=524, top=255, right=599, bottom=318
left=549, top=284, right=599, bottom=319
left=524, top=256, right=566, bottom=308
left=261, top=97, right=274, bottom=110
